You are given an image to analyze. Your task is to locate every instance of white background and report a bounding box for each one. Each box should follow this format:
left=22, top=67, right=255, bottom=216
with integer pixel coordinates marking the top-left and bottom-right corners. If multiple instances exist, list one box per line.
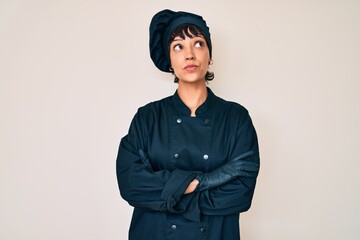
left=1, top=0, right=359, bottom=239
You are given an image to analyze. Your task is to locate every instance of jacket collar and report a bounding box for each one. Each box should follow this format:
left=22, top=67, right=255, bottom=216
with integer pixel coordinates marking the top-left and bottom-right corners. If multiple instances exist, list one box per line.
left=172, top=87, right=216, bottom=117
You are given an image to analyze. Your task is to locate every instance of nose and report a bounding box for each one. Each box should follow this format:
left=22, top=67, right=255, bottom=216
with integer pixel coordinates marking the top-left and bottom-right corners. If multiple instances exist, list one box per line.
left=185, top=47, right=195, bottom=61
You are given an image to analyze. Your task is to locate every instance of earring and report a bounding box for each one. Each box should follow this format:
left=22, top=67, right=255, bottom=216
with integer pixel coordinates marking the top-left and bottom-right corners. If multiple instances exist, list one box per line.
left=209, top=59, right=214, bottom=65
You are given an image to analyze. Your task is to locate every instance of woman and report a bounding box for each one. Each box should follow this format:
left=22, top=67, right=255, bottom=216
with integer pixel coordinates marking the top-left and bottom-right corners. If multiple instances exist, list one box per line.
left=116, top=9, right=260, bottom=240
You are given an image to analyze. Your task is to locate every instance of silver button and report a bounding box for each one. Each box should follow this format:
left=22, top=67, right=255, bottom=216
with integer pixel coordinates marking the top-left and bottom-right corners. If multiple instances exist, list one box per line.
left=171, top=224, right=177, bottom=230
left=176, top=118, right=182, bottom=123
left=203, top=154, right=209, bottom=160
left=174, top=153, right=180, bottom=159
left=204, top=119, right=210, bottom=124
left=200, top=227, right=206, bottom=233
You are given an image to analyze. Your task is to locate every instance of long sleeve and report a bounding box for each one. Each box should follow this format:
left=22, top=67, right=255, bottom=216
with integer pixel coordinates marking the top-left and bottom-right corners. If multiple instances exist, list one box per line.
left=116, top=110, right=199, bottom=213
left=197, top=107, right=260, bottom=215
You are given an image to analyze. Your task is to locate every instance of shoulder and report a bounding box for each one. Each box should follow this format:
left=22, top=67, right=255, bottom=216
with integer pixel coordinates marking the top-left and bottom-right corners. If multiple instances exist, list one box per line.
left=135, top=95, right=172, bottom=119
left=211, top=92, right=249, bottom=117
left=212, top=94, right=257, bottom=138
left=208, top=89, right=255, bottom=129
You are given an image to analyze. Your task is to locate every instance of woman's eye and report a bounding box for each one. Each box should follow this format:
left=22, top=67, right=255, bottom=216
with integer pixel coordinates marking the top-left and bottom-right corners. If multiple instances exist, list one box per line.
left=195, top=41, right=203, bottom=48
left=174, top=44, right=182, bottom=51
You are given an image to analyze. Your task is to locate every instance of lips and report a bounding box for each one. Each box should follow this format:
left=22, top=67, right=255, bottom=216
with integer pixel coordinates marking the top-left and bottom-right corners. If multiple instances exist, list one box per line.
left=184, top=64, right=198, bottom=71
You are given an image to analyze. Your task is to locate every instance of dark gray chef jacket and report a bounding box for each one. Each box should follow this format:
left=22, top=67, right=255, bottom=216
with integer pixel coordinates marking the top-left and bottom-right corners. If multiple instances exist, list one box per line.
left=116, top=88, right=260, bottom=240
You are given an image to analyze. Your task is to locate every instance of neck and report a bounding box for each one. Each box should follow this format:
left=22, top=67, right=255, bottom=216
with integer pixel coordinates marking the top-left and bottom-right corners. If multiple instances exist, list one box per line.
left=177, top=81, right=208, bottom=117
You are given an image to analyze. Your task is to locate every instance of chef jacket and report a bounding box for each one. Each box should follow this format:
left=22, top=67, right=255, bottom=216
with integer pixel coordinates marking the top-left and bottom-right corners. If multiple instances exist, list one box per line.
left=116, top=87, right=260, bottom=240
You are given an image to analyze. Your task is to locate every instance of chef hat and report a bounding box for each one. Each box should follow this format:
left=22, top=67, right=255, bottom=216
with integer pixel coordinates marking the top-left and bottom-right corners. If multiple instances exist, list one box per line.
left=149, top=9, right=212, bottom=72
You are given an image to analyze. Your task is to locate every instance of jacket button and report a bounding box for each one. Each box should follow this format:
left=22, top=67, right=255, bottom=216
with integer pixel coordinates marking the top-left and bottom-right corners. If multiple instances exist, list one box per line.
left=200, top=227, right=206, bottom=233
left=204, top=119, right=210, bottom=124
left=176, top=118, right=182, bottom=123
left=171, top=224, right=177, bottom=230
left=174, top=153, right=180, bottom=159
left=203, top=154, right=209, bottom=160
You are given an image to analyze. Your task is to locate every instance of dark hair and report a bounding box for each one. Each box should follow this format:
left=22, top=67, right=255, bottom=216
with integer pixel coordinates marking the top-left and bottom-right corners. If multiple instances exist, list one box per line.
left=168, top=24, right=214, bottom=83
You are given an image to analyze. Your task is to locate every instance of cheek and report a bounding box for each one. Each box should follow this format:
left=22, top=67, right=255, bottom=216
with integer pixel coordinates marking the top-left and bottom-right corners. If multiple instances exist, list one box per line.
left=169, top=53, right=179, bottom=66
left=205, top=52, right=211, bottom=63
left=170, top=56, right=184, bottom=73
left=199, top=51, right=210, bottom=64
left=201, top=56, right=210, bottom=69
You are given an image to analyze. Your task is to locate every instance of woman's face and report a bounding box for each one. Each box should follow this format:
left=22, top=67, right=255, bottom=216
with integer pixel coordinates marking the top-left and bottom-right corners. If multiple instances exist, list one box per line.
left=169, top=34, right=210, bottom=84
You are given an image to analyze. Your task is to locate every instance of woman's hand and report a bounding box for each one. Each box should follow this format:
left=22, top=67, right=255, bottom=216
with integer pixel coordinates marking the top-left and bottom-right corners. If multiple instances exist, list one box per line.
left=184, top=179, right=199, bottom=194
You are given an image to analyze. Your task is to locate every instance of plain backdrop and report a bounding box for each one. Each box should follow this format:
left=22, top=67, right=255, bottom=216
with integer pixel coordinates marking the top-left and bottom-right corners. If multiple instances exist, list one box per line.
left=1, top=0, right=359, bottom=239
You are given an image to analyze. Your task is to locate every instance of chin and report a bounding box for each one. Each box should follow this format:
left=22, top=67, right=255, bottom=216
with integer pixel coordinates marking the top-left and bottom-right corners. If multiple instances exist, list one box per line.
left=179, top=74, right=206, bottom=83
